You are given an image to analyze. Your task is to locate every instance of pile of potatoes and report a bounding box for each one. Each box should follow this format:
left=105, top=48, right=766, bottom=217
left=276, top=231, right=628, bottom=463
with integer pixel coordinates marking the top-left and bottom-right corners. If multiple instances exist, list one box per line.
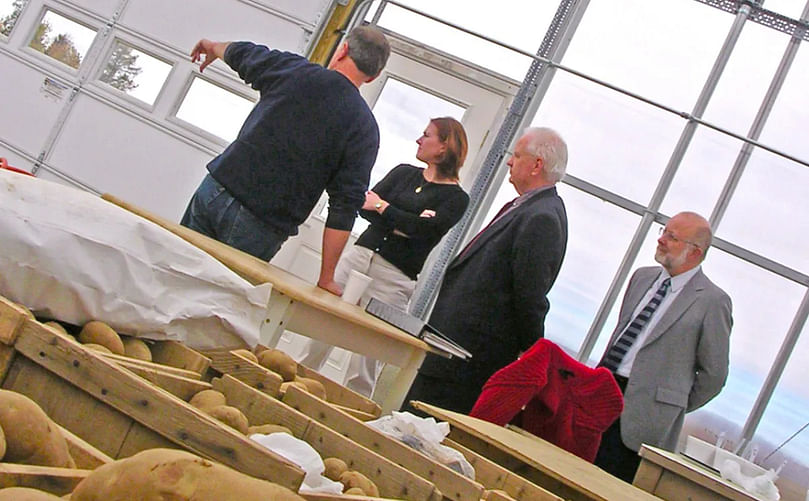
left=45, top=319, right=153, bottom=362
left=251, top=348, right=328, bottom=400
left=188, top=389, right=292, bottom=436
left=323, top=457, right=380, bottom=497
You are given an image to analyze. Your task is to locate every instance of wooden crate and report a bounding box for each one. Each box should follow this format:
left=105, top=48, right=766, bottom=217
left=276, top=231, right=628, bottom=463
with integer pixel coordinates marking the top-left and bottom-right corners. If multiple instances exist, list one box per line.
left=281, top=385, right=486, bottom=501
left=0, top=296, right=305, bottom=492
left=0, top=422, right=112, bottom=496
left=212, top=374, right=441, bottom=501
left=200, top=345, right=382, bottom=419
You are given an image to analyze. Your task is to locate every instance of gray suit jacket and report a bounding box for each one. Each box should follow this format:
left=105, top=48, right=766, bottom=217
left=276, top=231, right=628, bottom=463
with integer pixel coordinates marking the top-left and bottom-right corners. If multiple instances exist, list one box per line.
left=603, top=266, right=732, bottom=452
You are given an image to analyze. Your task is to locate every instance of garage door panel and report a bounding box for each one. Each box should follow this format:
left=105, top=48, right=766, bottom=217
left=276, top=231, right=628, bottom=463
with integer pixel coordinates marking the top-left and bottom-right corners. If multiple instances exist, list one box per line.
left=120, top=0, right=306, bottom=55
left=0, top=55, right=69, bottom=154
left=48, top=95, right=214, bottom=220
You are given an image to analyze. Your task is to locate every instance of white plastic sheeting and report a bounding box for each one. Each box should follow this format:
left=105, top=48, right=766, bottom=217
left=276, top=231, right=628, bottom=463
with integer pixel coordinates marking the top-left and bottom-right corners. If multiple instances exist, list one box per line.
left=0, top=169, right=271, bottom=349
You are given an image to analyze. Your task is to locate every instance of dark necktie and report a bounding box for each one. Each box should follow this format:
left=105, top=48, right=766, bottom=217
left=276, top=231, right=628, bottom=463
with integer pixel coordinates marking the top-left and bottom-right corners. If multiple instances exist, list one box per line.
left=601, top=278, right=671, bottom=373
left=457, top=197, right=518, bottom=259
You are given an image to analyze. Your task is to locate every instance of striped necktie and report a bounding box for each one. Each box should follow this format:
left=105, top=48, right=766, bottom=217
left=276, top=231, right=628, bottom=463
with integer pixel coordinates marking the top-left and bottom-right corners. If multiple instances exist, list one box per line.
left=601, top=278, right=671, bottom=373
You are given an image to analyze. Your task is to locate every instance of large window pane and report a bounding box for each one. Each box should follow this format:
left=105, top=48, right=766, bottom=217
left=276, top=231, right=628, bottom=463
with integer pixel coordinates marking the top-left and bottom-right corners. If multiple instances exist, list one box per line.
left=368, top=0, right=547, bottom=80
left=702, top=22, right=789, bottom=138
left=683, top=252, right=804, bottom=452
left=28, top=10, right=96, bottom=69
left=754, top=314, right=809, bottom=499
left=717, top=149, right=809, bottom=275
left=99, top=41, right=172, bottom=106
left=175, top=77, right=254, bottom=142
left=542, top=186, right=641, bottom=355
left=0, top=0, right=27, bottom=37
left=534, top=71, right=684, bottom=205
left=321, top=77, right=465, bottom=234
left=562, top=0, right=732, bottom=111
left=660, top=126, right=739, bottom=219
left=759, top=42, right=809, bottom=164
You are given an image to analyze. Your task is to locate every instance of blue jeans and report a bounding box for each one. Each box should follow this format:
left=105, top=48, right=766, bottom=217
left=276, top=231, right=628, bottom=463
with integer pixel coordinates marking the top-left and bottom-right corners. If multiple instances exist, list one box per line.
left=181, top=174, right=287, bottom=261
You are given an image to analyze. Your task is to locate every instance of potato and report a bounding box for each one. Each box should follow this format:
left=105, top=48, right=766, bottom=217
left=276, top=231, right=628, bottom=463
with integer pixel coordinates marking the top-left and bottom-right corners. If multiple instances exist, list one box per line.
left=70, top=448, right=304, bottom=501
left=0, top=390, right=75, bottom=468
left=279, top=381, right=307, bottom=396
left=294, top=377, right=327, bottom=400
left=322, top=457, right=347, bottom=481
left=78, top=321, right=124, bottom=355
left=0, top=424, right=5, bottom=460
left=248, top=424, right=292, bottom=436
left=82, top=343, right=112, bottom=354
left=257, top=349, right=297, bottom=381
left=339, top=471, right=379, bottom=497
left=207, top=405, right=249, bottom=434
left=344, top=487, right=366, bottom=496
left=232, top=349, right=258, bottom=364
left=0, top=487, right=64, bottom=500
left=122, top=337, right=152, bottom=361
left=188, top=390, right=226, bottom=412
left=43, top=321, right=69, bottom=337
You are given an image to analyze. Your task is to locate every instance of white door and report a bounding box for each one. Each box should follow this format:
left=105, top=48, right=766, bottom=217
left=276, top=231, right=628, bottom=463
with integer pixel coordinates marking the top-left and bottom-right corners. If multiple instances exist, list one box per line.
left=272, top=34, right=518, bottom=381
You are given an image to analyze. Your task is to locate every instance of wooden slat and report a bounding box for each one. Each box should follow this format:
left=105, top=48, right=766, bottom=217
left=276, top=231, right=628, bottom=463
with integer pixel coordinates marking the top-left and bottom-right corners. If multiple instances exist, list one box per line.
left=283, top=386, right=484, bottom=501
left=483, top=490, right=516, bottom=501
left=57, top=424, right=114, bottom=469
left=214, top=375, right=441, bottom=501
left=301, top=494, right=396, bottom=501
left=297, top=362, right=381, bottom=416
left=148, top=340, right=211, bottom=375
left=414, top=402, right=660, bottom=501
left=444, top=439, right=563, bottom=501
left=201, top=347, right=283, bottom=396
left=100, top=352, right=203, bottom=380
left=117, top=421, right=179, bottom=458
left=102, top=355, right=212, bottom=400
left=0, top=295, right=29, bottom=346
left=2, top=354, right=135, bottom=458
left=332, top=404, right=378, bottom=422
left=0, top=344, right=15, bottom=385
left=0, top=463, right=91, bottom=495
left=10, top=320, right=304, bottom=491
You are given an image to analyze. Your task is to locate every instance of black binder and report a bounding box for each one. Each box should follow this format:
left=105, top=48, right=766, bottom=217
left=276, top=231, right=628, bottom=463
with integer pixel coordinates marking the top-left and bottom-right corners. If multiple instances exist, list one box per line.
left=365, top=298, right=472, bottom=360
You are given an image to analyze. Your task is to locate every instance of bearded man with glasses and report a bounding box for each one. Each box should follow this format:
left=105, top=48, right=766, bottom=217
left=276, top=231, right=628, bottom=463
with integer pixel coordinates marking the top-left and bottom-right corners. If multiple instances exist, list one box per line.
left=594, top=211, right=733, bottom=482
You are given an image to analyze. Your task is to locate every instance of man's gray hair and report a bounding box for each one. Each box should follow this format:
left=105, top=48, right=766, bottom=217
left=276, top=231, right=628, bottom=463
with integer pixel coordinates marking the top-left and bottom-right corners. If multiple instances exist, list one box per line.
left=522, top=127, right=568, bottom=183
left=346, top=25, right=390, bottom=78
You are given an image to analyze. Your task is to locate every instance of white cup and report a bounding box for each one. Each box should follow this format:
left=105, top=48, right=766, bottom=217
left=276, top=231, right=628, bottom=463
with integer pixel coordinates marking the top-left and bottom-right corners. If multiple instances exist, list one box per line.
left=342, top=270, right=373, bottom=305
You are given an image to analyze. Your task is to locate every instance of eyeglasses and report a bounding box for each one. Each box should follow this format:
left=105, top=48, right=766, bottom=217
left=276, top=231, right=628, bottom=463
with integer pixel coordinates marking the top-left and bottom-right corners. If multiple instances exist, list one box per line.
left=658, top=227, right=701, bottom=249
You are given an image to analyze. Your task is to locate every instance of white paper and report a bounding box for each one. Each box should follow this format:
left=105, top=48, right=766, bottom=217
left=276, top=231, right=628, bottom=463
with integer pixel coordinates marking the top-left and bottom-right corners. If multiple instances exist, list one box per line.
left=0, top=170, right=270, bottom=348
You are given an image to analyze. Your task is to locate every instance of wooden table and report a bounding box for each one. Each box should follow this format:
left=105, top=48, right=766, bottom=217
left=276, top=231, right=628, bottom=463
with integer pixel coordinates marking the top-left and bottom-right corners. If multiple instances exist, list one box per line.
left=413, top=401, right=663, bottom=501
left=634, top=445, right=762, bottom=501
left=103, top=194, right=450, bottom=413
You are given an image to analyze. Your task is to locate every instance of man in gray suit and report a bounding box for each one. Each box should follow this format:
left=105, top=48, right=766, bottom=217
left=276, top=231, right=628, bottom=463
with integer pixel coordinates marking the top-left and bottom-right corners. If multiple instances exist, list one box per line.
left=595, top=211, right=732, bottom=482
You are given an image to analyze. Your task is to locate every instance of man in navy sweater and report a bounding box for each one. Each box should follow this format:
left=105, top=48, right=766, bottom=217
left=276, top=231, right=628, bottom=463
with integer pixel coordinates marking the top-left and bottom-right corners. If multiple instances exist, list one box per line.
left=181, top=26, right=390, bottom=295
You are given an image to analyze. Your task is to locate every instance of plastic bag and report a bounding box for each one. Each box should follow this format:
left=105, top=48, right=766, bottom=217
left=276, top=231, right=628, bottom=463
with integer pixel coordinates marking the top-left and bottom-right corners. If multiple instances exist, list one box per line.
left=250, top=432, right=343, bottom=494
left=366, top=411, right=475, bottom=479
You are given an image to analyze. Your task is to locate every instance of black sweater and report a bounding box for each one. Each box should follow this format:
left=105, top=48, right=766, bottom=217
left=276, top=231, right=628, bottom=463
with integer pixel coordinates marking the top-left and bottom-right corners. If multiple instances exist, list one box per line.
left=207, top=42, right=379, bottom=236
left=356, top=164, right=469, bottom=279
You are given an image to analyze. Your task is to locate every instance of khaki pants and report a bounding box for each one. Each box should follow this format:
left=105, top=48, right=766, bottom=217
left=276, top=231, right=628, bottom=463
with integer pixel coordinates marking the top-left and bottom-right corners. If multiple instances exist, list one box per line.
left=297, top=246, right=416, bottom=397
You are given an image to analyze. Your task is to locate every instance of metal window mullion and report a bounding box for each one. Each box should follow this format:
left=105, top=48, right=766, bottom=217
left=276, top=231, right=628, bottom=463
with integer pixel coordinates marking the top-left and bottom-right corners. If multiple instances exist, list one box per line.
left=728, top=0, right=809, bottom=452
left=710, top=3, right=808, bottom=227
left=408, top=0, right=585, bottom=319
left=576, top=3, right=752, bottom=362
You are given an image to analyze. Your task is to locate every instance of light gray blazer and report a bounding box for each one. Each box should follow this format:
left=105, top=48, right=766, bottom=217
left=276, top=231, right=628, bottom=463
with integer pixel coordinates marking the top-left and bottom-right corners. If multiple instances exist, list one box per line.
left=604, top=266, right=732, bottom=452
